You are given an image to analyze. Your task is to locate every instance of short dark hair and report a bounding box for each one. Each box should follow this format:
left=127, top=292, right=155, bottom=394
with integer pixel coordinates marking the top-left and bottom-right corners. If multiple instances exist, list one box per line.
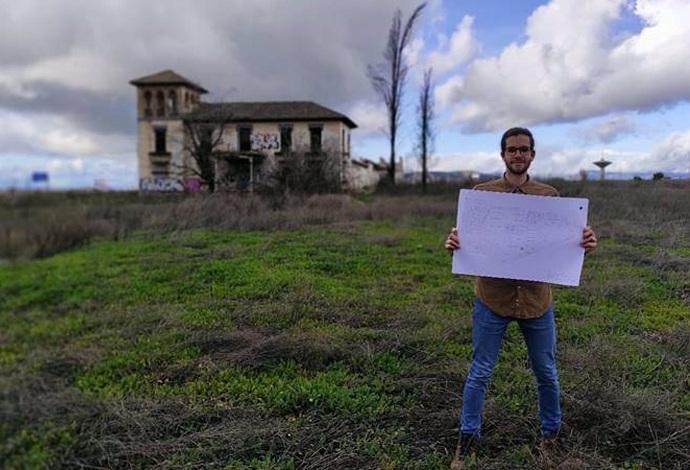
left=500, top=127, right=535, bottom=153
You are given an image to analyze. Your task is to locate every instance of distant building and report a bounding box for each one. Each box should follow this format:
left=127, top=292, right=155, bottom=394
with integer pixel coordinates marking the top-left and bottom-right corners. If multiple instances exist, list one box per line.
left=348, top=159, right=381, bottom=191
left=93, top=179, right=109, bottom=191
left=361, top=157, right=403, bottom=184
left=402, top=170, right=480, bottom=185
left=130, top=70, right=359, bottom=192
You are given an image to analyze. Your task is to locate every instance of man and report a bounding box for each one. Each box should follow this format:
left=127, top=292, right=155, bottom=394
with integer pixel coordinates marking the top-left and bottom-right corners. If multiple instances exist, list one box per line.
left=445, top=127, right=597, bottom=468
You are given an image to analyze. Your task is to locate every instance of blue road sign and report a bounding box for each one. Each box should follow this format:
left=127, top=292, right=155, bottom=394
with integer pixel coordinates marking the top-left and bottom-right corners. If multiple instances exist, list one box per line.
left=31, top=172, right=49, bottom=182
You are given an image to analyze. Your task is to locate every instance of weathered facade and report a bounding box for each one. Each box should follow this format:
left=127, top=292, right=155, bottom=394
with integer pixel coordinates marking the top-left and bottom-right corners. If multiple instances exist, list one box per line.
left=130, top=70, right=358, bottom=192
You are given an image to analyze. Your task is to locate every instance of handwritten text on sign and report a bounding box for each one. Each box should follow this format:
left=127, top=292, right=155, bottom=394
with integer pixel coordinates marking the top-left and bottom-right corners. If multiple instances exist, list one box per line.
left=452, top=189, right=589, bottom=286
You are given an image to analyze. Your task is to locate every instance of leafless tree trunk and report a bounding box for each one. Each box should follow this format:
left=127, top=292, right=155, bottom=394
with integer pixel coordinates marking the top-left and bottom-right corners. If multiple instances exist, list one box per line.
left=368, top=2, right=426, bottom=185
left=181, top=109, right=232, bottom=193
left=417, top=67, right=434, bottom=193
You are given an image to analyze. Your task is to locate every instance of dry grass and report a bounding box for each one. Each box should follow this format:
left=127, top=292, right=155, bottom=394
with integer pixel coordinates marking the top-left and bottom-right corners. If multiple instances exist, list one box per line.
left=3, top=178, right=688, bottom=262
left=0, top=188, right=458, bottom=261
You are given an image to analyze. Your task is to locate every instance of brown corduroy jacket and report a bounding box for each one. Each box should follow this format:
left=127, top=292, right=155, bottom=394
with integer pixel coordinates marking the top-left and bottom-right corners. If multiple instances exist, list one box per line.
left=471, top=175, right=559, bottom=319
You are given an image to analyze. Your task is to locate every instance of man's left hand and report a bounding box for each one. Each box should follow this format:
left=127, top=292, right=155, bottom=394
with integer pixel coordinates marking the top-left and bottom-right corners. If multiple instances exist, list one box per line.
left=581, top=226, right=597, bottom=254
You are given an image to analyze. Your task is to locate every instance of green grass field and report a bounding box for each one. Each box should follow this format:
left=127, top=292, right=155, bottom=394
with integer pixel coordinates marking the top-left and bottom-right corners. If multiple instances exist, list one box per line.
left=1, top=182, right=689, bottom=468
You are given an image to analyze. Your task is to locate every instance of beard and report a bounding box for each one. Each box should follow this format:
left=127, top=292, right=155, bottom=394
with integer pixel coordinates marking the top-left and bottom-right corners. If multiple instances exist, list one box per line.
left=506, top=160, right=531, bottom=175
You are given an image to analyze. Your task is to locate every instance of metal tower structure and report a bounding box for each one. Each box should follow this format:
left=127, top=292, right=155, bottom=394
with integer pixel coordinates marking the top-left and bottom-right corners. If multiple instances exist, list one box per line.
left=593, top=157, right=612, bottom=180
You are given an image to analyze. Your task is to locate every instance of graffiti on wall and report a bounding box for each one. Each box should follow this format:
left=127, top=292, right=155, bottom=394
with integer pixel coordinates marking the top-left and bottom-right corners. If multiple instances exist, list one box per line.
left=250, top=133, right=280, bottom=151
left=139, top=177, right=184, bottom=192
left=184, top=178, right=201, bottom=192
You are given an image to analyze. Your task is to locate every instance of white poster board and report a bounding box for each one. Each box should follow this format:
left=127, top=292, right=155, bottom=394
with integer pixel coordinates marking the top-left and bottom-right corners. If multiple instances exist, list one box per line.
left=452, top=189, right=589, bottom=286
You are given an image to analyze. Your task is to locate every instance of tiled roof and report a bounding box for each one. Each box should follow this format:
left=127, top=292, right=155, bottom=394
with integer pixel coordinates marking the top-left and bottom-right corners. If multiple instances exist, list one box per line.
left=130, top=70, right=208, bottom=93
left=185, top=101, right=357, bottom=128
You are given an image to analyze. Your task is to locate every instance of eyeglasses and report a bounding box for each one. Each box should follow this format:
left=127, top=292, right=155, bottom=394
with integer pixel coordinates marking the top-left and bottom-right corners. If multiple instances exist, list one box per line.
left=505, top=146, right=532, bottom=155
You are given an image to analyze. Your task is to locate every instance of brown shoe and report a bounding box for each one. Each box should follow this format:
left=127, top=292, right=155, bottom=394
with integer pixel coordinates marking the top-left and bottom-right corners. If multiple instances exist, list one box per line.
left=538, top=432, right=563, bottom=469
left=539, top=427, right=586, bottom=470
left=450, top=432, right=479, bottom=470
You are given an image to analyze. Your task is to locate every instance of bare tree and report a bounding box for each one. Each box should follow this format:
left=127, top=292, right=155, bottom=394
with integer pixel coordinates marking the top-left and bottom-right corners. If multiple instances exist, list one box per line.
left=181, top=109, right=232, bottom=193
left=416, top=67, right=435, bottom=193
left=368, top=2, right=426, bottom=185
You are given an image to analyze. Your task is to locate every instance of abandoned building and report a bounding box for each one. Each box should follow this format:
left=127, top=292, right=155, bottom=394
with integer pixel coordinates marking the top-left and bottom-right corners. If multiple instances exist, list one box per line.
left=130, top=69, right=374, bottom=192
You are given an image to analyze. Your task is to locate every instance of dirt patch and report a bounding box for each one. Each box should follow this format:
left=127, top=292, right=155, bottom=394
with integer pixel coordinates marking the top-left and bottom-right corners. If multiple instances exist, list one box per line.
left=40, top=357, right=83, bottom=381
left=190, top=329, right=350, bottom=371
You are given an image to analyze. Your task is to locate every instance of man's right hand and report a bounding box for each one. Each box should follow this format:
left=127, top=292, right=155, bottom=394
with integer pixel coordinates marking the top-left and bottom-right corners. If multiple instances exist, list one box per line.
left=445, top=227, right=460, bottom=255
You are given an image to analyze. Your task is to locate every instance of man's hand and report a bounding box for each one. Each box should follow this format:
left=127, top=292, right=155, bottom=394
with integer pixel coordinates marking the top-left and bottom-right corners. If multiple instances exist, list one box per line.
left=581, top=226, right=597, bottom=254
left=445, top=227, right=460, bottom=255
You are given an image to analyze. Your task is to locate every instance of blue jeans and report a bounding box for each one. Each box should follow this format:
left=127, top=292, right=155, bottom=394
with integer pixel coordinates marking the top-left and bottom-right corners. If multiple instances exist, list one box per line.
left=460, top=299, right=561, bottom=436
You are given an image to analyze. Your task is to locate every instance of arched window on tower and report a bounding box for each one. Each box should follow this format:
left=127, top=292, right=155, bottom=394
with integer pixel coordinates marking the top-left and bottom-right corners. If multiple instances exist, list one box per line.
left=156, top=91, right=165, bottom=117
left=168, top=90, right=177, bottom=115
left=144, top=91, right=152, bottom=118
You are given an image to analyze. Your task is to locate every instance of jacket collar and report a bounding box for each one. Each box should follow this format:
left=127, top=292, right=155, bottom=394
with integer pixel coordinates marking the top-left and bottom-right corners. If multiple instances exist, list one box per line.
left=501, top=173, right=531, bottom=193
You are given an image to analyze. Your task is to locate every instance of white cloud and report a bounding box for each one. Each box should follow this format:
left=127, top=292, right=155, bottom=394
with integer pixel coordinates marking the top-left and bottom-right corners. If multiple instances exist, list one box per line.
left=432, top=127, right=690, bottom=177
left=0, top=0, right=427, bottom=188
left=47, top=157, right=85, bottom=174
left=650, top=129, right=690, bottom=172
left=435, top=76, right=464, bottom=110
left=433, top=151, right=503, bottom=173
left=0, top=113, right=102, bottom=157
left=22, top=50, right=124, bottom=94
left=532, top=148, right=636, bottom=176
left=1, top=153, right=138, bottom=190
left=532, top=129, right=690, bottom=175
left=578, top=115, right=637, bottom=143
left=425, top=0, right=446, bottom=27
left=426, top=15, right=477, bottom=75
left=0, top=110, right=134, bottom=157
left=348, top=101, right=388, bottom=136
left=0, top=72, right=37, bottom=99
left=438, top=0, right=690, bottom=131
left=404, top=37, right=425, bottom=69
left=42, top=128, right=99, bottom=156
left=0, top=0, right=424, bottom=104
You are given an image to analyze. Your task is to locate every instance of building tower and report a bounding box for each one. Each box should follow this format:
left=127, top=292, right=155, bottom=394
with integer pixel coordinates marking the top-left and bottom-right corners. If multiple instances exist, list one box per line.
left=130, top=70, right=208, bottom=190
left=593, top=157, right=612, bottom=180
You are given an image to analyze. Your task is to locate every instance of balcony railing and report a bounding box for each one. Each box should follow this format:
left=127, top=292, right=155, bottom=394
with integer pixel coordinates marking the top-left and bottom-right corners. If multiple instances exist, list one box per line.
left=149, top=152, right=171, bottom=165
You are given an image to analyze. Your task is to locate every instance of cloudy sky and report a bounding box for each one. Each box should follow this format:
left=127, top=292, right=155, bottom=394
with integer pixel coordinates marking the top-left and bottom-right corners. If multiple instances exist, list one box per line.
left=2, top=0, right=690, bottom=189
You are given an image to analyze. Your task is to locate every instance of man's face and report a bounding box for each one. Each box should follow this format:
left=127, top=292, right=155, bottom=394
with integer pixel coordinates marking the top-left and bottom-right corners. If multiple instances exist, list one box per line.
left=501, top=134, right=535, bottom=176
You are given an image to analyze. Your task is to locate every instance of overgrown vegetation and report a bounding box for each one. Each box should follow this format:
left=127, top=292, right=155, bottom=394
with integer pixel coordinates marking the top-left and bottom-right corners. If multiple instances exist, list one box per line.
left=1, top=180, right=689, bottom=468
left=0, top=183, right=468, bottom=261
left=266, top=149, right=345, bottom=196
